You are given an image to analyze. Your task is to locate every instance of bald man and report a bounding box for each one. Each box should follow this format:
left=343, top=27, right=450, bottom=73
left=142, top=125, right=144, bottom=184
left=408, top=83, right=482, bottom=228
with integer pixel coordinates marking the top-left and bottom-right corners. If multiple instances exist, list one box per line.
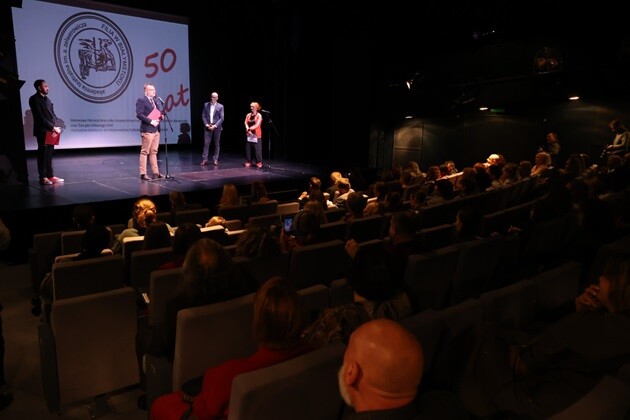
left=338, top=319, right=423, bottom=418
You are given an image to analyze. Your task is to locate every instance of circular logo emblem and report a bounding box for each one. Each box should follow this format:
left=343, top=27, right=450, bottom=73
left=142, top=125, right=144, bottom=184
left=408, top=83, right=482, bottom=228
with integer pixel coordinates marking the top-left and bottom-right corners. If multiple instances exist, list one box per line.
left=54, top=12, right=133, bottom=103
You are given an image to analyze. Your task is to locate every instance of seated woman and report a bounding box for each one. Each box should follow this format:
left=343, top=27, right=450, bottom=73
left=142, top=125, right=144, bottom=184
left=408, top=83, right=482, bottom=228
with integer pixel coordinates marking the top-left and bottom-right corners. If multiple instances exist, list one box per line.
left=149, top=275, right=313, bottom=420
left=459, top=251, right=630, bottom=419
left=159, top=223, right=201, bottom=270
left=113, top=197, right=172, bottom=254
left=301, top=246, right=412, bottom=348
left=146, top=238, right=252, bottom=361
left=143, top=221, right=172, bottom=251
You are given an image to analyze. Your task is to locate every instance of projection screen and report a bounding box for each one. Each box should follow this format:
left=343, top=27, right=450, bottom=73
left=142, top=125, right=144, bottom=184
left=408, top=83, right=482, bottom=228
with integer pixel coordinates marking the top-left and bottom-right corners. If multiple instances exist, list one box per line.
left=12, top=0, right=191, bottom=150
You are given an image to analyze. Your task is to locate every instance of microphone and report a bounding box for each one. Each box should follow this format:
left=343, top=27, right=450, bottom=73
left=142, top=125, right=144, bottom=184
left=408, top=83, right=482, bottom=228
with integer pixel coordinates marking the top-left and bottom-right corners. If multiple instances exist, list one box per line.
left=260, top=109, right=271, bottom=113
left=157, top=97, right=165, bottom=104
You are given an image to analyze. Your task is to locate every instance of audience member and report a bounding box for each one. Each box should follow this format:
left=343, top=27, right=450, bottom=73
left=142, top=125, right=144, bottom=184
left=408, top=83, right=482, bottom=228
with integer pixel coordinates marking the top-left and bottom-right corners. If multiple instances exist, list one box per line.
left=160, top=223, right=201, bottom=270
left=540, top=131, right=561, bottom=165
left=297, top=177, right=322, bottom=208
left=248, top=180, right=269, bottom=204
left=218, top=183, right=240, bottom=208
left=459, top=252, right=630, bottom=419
left=205, top=216, right=227, bottom=228
left=72, top=204, right=95, bottom=229
left=326, top=171, right=343, bottom=199
left=146, top=238, right=250, bottom=361
left=301, top=250, right=412, bottom=348
left=332, top=178, right=353, bottom=207
left=343, top=192, right=367, bottom=221
left=142, top=221, right=172, bottom=251
left=338, top=319, right=423, bottom=418
left=113, top=197, right=162, bottom=253
left=234, top=224, right=283, bottom=258
left=150, top=275, right=313, bottom=420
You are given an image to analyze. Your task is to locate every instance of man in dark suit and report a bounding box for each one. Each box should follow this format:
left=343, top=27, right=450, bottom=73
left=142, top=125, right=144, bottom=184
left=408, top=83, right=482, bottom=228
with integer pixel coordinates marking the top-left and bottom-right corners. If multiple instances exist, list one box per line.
left=201, top=91, right=224, bottom=166
left=28, top=79, right=64, bottom=185
left=135, top=83, right=163, bottom=181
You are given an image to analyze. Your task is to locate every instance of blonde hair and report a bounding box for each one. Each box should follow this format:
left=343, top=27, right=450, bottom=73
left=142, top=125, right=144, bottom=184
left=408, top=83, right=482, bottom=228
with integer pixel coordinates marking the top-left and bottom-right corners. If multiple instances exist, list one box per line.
left=206, top=216, right=227, bottom=227
left=132, top=198, right=157, bottom=230
left=250, top=102, right=261, bottom=111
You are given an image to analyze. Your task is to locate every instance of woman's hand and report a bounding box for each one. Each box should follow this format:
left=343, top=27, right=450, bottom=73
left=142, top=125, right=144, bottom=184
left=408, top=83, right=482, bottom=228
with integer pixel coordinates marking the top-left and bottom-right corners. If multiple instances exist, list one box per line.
left=575, top=284, right=601, bottom=312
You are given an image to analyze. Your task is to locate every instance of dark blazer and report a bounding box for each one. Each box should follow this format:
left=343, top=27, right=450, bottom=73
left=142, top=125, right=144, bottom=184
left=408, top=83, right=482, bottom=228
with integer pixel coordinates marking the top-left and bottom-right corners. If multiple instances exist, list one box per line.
left=201, top=101, right=224, bottom=129
left=29, top=93, right=57, bottom=137
left=136, top=96, right=162, bottom=133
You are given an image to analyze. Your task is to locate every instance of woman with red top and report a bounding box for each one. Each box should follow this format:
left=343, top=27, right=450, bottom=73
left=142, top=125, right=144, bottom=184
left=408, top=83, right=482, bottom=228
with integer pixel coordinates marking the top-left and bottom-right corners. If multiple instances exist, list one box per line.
left=244, top=102, right=263, bottom=168
left=149, top=275, right=314, bottom=420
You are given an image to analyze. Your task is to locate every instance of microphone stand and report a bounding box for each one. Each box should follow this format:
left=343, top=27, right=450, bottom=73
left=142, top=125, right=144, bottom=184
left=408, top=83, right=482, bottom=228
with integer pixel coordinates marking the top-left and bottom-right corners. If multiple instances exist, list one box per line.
left=260, top=110, right=279, bottom=171
left=157, top=99, right=180, bottom=183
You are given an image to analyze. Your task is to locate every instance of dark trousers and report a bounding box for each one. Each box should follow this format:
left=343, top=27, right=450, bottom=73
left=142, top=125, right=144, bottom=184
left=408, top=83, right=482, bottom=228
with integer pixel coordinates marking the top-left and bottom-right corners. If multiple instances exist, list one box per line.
left=245, top=139, right=262, bottom=164
left=202, top=129, right=222, bottom=162
left=36, top=135, right=55, bottom=179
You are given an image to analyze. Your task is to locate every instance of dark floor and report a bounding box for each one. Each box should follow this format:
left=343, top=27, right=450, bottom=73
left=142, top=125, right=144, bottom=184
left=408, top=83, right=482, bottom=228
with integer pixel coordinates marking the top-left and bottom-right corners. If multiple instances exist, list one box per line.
left=0, top=147, right=331, bottom=262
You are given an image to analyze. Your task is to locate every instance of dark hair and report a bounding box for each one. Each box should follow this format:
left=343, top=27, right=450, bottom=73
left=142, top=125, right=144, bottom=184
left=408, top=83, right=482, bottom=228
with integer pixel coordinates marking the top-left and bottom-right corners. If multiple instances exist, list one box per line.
left=143, top=221, right=172, bottom=250
left=347, top=253, right=398, bottom=301
left=253, top=276, right=304, bottom=349
left=180, top=238, right=238, bottom=300
left=602, top=252, right=630, bottom=313
left=34, top=79, right=45, bottom=90
left=73, top=204, right=95, bottom=229
left=172, top=223, right=201, bottom=256
left=235, top=225, right=281, bottom=258
left=80, top=225, right=112, bottom=256
left=391, top=210, right=420, bottom=237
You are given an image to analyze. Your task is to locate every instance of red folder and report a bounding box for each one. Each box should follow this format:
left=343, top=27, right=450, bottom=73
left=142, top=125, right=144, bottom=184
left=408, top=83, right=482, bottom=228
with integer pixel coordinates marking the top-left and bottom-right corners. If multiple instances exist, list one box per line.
left=45, top=131, right=60, bottom=145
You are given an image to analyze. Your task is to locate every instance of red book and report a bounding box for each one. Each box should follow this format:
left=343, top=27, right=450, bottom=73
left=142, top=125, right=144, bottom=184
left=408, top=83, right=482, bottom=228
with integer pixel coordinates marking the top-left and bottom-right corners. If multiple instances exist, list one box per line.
left=45, top=130, right=60, bottom=145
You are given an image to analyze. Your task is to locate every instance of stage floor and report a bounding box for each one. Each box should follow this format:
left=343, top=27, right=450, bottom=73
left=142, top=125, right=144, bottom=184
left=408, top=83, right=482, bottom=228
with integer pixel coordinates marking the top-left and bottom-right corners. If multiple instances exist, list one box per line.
left=0, top=147, right=332, bottom=260
left=1, top=148, right=327, bottom=213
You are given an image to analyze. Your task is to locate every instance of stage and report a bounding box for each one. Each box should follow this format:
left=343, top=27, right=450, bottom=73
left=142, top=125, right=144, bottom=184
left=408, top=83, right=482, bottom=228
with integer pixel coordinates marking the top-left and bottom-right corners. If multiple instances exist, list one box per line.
left=0, top=147, right=329, bottom=260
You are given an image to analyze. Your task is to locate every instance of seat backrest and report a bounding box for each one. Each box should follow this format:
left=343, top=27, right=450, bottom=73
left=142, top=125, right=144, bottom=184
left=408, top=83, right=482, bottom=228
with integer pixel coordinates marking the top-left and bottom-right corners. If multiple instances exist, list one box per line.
left=418, top=223, right=456, bottom=252
left=200, top=225, right=227, bottom=243
left=288, top=239, right=349, bottom=289
left=329, top=278, right=354, bottom=307
left=50, top=287, right=139, bottom=407
left=318, top=220, right=348, bottom=242
left=247, top=213, right=282, bottom=227
left=399, top=310, right=443, bottom=376
left=52, top=254, right=125, bottom=300
left=174, top=207, right=211, bottom=226
left=172, top=293, right=257, bottom=390
left=404, top=245, right=461, bottom=312
left=324, top=207, right=346, bottom=222
left=248, top=200, right=279, bottom=218
left=481, top=200, right=535, bottom=237
left=345, top=214, right=384, bottom=242
left=228, top=341, right=346, bottom=420
left=418, top=202, right=447, bottom=229
left=148, top=267, right=184, bottom=326
left=479, top=279, right=538, bottom=330
left=276, top=202, right=300, bottom=217
left=32, top=231, right=63, bottom=288
left=449, top=235, right=505, bottom=306
left=234, top=254, right=291, bottom=287
left=529, top=260, right=582, bottom=313
left=130, top=247, right=174, bottom=291
left=548, top=375, right=630, bottom=420
left=218, top=205, right=250, bottom=225
left=171, top=285, right=330, bottom=391
left=60, top=230, right=86, bottom=255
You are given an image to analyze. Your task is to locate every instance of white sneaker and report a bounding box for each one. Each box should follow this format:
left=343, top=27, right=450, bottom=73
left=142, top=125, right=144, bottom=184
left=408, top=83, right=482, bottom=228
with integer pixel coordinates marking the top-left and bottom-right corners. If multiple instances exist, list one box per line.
left=40, top=178, right=53, bottom=185
left=49, top=177, right=64, bottom=183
